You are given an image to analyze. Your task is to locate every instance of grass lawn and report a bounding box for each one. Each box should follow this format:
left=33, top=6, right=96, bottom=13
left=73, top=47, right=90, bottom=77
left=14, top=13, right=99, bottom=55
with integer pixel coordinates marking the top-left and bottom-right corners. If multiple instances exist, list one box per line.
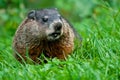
left=0, top=2, right=120, bottom=80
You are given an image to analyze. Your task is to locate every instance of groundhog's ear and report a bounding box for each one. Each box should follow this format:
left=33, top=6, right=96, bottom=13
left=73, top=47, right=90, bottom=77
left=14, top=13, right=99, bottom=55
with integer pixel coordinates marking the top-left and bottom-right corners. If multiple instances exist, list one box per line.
left=27, top=10, right=36, bottom=20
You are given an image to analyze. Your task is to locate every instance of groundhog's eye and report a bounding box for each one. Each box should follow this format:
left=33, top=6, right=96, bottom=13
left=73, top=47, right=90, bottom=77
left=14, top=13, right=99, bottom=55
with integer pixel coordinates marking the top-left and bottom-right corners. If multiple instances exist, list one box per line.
left=42, top=16, right=48, bottom=22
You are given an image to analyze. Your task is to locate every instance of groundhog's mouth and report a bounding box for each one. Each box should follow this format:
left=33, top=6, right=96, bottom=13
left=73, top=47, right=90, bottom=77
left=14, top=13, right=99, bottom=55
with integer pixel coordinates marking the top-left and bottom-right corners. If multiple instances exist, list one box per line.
left=48, top=32, right=61, bottom=41
left=51, top=32, right=60, bottom=37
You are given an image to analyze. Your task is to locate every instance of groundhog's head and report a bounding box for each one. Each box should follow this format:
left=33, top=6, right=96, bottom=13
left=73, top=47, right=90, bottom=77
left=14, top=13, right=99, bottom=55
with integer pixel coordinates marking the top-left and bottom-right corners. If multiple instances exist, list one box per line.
left=27, top=8, right=63, bottom=41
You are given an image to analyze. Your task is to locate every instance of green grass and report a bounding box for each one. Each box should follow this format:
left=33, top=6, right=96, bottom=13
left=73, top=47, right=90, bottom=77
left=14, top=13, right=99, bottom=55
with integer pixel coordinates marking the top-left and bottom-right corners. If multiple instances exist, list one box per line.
left=0, top=2, right=120, bottom=80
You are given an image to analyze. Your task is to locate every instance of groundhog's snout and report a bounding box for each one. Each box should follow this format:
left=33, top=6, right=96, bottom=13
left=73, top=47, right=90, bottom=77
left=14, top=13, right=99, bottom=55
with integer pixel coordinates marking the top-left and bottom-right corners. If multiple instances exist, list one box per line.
left=47, top=21, right=63, bottom=41
left=50, top=22, right=62, bottom=38
left=54, top=22, right=62, bottom=31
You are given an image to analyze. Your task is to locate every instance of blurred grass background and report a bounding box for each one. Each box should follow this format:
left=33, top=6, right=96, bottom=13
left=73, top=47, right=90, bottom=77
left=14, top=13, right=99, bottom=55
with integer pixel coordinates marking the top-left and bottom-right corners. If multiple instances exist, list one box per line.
left=0, top=0, right=120, bottom=80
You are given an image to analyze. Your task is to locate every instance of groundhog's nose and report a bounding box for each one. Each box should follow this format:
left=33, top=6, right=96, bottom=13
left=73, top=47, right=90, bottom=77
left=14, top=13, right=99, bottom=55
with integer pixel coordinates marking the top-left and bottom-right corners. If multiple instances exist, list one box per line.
left=54, top=22, right=62, bottom=31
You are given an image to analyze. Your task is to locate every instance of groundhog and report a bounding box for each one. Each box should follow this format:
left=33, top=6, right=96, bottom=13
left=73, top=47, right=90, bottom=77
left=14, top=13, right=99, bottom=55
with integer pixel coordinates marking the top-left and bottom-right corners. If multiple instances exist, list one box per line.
left=12, top=8, right=82, bottom=63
